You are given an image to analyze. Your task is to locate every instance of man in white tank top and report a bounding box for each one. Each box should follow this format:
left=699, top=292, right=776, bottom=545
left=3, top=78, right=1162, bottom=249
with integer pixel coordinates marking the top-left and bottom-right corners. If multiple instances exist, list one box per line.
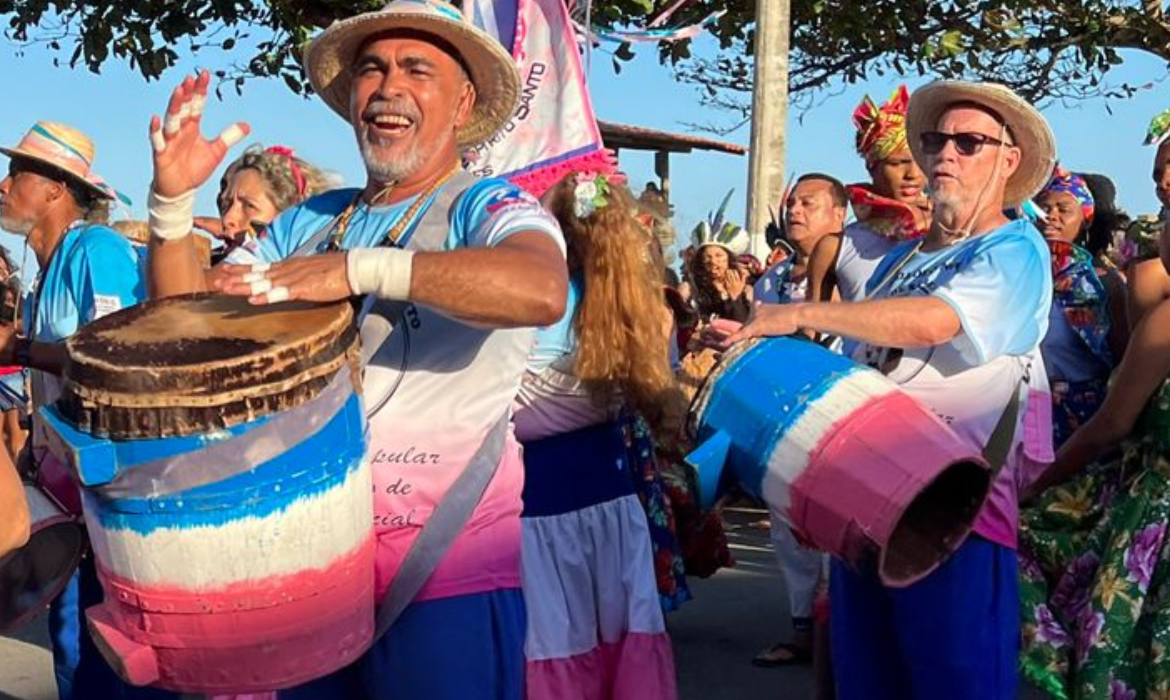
left=807, top=86, right=932, bottom=305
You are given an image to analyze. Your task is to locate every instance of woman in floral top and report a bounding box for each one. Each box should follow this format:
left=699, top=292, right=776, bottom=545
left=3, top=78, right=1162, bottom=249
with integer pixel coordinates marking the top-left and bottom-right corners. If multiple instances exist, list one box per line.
left=1019, top=216, right=1170, bottom=699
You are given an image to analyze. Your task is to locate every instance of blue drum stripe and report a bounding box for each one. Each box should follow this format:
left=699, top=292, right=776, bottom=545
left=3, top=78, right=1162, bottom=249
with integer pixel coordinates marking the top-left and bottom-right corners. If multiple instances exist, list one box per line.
left=89, top=394, right=367, bottom=534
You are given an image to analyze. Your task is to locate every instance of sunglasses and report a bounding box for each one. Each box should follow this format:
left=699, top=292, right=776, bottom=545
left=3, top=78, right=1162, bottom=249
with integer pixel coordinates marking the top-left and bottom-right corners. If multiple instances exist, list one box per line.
left=920, top=131, right=1013, bottom=157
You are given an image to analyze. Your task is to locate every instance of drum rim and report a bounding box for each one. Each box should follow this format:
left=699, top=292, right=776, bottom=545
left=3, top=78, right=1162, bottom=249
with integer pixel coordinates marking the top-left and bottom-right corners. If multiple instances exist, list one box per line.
left=65, top=293, right=353, bottom=374
left=0, top=518, right=86, bottom=634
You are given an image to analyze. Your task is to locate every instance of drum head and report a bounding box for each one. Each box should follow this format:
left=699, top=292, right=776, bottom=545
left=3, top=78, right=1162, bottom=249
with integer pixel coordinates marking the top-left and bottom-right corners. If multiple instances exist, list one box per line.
left=61, top=294, right=359, bottom=439
left=0, top=494, right=84, bottom=633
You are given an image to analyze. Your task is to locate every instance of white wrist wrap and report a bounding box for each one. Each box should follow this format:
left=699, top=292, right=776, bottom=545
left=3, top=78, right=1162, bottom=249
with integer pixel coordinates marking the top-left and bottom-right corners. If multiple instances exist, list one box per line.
left=148, top=188, right=196, bottom=241
left=347, top=248, right=415, bottom=300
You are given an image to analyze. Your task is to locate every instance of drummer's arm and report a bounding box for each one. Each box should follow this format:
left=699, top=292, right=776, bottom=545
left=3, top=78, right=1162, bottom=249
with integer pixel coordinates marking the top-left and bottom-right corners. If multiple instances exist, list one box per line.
left=407, top=231, right=568, bottom=327
left=148, top=236, right=210, bottom=298
left=793, top=296, right=962, bottom=348
left=0, top=448, right=30, bottom=557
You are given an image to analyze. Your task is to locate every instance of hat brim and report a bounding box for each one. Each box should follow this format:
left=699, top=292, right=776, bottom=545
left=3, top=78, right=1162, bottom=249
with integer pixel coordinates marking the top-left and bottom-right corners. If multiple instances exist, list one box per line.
left=304, top=11, right=520, bottom=147
left=0, top=146, right=113, bottom=200
left=906, top=81, right=1056, bottom=207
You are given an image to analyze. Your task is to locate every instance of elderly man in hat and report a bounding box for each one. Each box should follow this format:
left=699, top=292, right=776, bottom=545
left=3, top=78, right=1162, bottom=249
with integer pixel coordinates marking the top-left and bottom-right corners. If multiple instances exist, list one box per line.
left=0, top=122, right=148, bottom=700
left=146, top=1, right=566, bottom=698
left=717, top=81, right=1055, bottom=699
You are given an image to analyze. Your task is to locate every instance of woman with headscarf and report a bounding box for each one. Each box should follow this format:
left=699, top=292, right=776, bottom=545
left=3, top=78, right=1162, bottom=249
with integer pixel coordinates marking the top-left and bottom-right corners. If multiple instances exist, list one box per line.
left=1032, top=167, right=1127, bottom=446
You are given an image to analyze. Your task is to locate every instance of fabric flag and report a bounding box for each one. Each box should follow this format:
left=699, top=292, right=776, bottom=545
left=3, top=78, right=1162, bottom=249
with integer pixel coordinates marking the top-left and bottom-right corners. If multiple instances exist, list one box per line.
left=462, top=0, right=618, bottom=196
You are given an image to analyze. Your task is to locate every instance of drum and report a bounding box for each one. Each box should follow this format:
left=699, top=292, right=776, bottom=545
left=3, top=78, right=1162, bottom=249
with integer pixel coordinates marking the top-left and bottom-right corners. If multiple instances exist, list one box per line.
left=688, top=337, right=992, bottom=587
left=38, top=293, right=374, bottom=694
left=0, top=483, right=84, bottom=633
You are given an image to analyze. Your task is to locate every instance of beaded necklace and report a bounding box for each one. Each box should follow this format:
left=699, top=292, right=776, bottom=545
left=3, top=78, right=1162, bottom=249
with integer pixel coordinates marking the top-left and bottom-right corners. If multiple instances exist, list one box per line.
left=325, top=166, right=461, bottom=251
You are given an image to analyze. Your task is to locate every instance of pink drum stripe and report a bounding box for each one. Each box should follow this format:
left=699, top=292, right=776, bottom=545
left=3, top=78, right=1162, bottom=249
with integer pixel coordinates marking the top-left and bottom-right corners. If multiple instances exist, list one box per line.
left=89, top=536, right=375, bottom=693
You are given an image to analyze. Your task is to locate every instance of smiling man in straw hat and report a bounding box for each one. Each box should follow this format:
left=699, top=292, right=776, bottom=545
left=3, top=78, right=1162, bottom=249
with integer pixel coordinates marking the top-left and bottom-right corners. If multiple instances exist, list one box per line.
left=0, top=122, right=148, bottom=699
left=144, top=1, right=566, bottom=698
left=714, top=81, right=1055, bottom=699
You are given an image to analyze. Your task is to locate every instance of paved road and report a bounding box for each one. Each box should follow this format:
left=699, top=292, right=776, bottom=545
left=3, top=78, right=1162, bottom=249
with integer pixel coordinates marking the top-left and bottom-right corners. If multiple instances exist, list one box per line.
left=0, top=507, right=1046, bottom=700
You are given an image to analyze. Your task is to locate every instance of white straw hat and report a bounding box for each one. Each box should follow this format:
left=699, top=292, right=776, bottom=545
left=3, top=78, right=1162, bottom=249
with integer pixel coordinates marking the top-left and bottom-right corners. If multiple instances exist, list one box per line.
left=303, top=0, right=519, bottom=146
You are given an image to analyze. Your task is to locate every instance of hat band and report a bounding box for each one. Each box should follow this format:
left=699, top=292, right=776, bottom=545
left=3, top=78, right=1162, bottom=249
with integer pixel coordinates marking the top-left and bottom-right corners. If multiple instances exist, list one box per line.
left=15, top=125, right=94, bottom=177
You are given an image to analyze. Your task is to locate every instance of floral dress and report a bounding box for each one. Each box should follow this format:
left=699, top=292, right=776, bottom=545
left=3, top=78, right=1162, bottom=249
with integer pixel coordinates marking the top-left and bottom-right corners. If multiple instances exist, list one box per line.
left=1020, top=379, right=1170, bottom=699
left=1045, top=239, right=1115, bottom=448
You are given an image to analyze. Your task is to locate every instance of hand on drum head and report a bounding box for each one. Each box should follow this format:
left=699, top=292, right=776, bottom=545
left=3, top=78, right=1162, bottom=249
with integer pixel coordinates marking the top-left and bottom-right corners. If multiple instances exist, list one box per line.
left=710, top=302, right=801, bottom=349
left=150, top=70, right=250, bottom=198
left=215, top=255, right=352, bottom=306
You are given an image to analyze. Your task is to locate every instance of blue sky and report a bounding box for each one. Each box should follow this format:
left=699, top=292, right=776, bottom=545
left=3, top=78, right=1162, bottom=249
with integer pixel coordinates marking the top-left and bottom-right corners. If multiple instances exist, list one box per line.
left=1, top=28, right=1169, bottom=273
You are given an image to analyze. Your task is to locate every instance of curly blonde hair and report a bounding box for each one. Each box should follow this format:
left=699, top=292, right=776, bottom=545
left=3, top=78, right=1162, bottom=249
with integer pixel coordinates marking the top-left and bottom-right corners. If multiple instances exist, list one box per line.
left=546, top=174, right=686, bottom=438
left=217, top=145, right=332, bottom=215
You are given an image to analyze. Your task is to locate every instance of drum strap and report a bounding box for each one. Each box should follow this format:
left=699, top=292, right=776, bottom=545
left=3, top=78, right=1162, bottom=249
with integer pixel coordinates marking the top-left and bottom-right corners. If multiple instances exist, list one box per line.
left=373, top=410, right=510, bottom=643
left=983, top=374, right=1024, bottom=476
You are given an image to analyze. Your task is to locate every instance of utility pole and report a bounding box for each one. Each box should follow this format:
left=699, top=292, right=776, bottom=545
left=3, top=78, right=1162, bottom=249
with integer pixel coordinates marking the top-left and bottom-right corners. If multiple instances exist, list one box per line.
left=745, top=0, right=790, bottom=262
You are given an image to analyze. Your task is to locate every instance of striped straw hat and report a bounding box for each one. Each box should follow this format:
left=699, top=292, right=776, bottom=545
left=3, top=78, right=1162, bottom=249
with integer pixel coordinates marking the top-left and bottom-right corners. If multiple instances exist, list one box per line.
left=1, top=122, right=118, bottom=201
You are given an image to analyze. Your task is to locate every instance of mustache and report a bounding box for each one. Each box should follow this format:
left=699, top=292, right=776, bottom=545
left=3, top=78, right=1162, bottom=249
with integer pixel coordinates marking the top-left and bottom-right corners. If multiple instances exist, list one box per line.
left=362, top=98, right=421, bottom=123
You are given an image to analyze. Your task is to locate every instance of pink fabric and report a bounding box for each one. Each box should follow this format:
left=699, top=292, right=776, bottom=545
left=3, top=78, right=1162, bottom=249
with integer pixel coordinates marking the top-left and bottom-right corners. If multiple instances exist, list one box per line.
left=526, top=632, right=677, bottom=700
left=372, top=435, right=524, bottom=602
left=462, top=0, right=618, bottom=197
left=972, top=387, right=1054, bottom=550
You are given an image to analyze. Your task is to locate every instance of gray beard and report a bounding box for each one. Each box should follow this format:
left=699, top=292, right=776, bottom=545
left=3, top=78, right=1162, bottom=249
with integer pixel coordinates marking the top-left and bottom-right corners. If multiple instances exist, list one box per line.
left=0, top=214, right=32, bottom=236
left=358, top=131, right=426, bottom=185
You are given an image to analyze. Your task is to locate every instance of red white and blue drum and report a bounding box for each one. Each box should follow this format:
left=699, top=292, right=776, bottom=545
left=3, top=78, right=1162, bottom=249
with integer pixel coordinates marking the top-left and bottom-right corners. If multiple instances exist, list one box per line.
left=39, top=294, right=374, bottom=694
left=688, top=337, right=992, bottom=587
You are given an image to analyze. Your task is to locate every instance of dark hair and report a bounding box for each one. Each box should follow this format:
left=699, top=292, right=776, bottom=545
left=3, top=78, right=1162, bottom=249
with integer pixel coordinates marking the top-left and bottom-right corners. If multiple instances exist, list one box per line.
left=795, top=173, right=848, bottom=208
left=1082, top=172, right=1127, bottom=258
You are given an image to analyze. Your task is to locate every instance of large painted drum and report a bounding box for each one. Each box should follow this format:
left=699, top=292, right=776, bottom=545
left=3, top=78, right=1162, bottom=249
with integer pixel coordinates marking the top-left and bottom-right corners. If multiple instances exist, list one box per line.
left=688, top=337, right=993, bottom=587
left=0, top=482, right=85, bottom=633
left=39, top=294, right=374, bottom=694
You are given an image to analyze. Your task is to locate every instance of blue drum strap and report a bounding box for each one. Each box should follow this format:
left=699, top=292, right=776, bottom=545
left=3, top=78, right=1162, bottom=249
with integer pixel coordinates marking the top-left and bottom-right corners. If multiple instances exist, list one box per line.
left=372, top=410, right=510, bottom=641
left=95, top=366, right=354, bottom=500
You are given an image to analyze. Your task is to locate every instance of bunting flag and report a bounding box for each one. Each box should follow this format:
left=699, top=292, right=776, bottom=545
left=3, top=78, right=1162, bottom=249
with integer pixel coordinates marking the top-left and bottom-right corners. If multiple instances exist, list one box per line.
left=585, top=10, right=726, bottom=44
left=462, top=0, right=618, bottom=196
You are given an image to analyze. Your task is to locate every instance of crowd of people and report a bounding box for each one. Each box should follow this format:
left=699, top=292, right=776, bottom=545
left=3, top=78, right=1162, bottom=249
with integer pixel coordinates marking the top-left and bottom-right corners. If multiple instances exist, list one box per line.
left=1, top=1, right=1170, bottom=700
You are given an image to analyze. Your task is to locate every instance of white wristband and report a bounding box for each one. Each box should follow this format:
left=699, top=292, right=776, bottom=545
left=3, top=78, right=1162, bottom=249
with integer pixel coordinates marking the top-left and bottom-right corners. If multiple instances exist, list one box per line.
left=346, top=248, right=415, bottom=300
left=148, top=188, right=196, bottom=241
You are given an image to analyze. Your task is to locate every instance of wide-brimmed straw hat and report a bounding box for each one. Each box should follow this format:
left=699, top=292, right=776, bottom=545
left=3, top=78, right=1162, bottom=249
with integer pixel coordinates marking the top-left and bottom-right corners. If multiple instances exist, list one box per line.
left=304, top=0, right=519, bottom=146
left=1, top=122, right=117, bottom=201
left=906, top=80, right=1056, bottom=207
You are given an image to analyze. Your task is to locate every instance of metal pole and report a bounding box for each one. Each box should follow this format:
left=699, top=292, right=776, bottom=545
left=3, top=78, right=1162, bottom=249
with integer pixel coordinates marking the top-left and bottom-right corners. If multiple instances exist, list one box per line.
left=745, top=0, right=790, bottom=262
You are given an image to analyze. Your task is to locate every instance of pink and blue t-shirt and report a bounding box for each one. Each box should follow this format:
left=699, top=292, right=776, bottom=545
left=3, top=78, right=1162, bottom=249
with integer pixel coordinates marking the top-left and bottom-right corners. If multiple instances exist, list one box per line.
left=257, top=176, right=564, bottom=601
left=855, top=218, right=1052, bottom=549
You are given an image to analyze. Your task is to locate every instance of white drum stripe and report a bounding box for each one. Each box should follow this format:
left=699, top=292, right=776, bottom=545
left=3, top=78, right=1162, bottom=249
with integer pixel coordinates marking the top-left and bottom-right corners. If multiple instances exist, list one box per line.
left=760, top=370, right=897, bottom=519
left=87, top=461, right=373, bottom=589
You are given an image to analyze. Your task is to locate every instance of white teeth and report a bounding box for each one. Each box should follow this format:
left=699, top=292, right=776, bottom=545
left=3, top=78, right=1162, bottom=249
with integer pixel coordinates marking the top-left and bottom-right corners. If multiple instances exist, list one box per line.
left=371, top=115, right=412, bottom=127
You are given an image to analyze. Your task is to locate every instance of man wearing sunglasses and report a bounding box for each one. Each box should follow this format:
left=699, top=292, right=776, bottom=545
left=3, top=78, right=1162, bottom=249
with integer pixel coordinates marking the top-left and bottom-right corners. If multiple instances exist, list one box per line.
left=716, top=81, right=1055, bottom=699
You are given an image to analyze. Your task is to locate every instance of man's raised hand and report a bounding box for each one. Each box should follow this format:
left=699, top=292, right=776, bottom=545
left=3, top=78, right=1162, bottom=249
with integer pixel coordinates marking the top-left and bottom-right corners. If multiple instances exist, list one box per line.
left=150, top=70, right=250, bottom=197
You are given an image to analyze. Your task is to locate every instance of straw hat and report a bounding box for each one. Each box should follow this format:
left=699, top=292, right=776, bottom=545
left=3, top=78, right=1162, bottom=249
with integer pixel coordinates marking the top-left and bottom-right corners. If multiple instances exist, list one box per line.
left=906, top=81, right=1056, bottom=207
left=0, top=122, right=117, bottom=201
left=303, top=0, right=519, bottom=146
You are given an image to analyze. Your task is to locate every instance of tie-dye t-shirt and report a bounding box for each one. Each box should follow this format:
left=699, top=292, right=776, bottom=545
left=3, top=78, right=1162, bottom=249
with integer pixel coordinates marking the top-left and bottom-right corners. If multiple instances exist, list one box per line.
left=257, top=175, right=564, bottom=600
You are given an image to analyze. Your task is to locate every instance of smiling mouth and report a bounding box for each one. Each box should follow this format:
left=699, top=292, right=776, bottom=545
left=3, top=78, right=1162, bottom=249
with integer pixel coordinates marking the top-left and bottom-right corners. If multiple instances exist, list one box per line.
left=365, top=113, right=415, bottom=140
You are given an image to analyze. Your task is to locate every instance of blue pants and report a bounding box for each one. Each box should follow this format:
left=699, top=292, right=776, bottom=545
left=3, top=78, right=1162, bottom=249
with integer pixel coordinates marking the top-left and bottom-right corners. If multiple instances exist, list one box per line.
left=50, top=555, right=180, bottom=700
left=830, top=535, right=1018, bottom=700
left=280, top=587, right=526, bottom=700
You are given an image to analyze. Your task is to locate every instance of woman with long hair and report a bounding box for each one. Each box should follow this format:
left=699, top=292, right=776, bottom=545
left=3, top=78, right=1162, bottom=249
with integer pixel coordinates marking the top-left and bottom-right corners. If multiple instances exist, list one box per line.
left=513, top=173, right=681, bottom=700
